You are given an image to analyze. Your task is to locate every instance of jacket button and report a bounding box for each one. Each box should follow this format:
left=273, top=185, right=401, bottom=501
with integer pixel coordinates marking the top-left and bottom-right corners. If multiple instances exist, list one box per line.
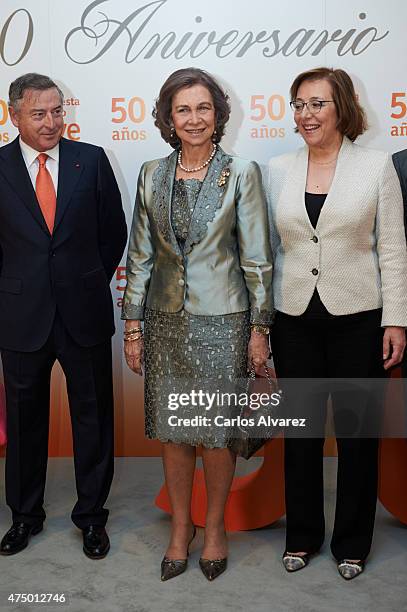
left=178, top=279, right=185, bottom=286
left=311, top=268, right=318, bottom=276
left=312, top=236, right=318, bottom=243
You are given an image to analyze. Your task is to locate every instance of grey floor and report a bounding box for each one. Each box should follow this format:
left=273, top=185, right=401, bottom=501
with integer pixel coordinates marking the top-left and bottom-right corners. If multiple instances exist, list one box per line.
left=0, top=457, right=406, bottom=612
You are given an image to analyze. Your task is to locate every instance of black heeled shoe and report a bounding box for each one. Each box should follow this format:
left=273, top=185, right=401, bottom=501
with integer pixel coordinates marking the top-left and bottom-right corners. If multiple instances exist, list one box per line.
left=160, top=526, right=196, bottom=581
left=199, top=556, right=227, bottom=581
left=282, top=551, right=312, bottom=572
left=337, top=559, right=364, bottom=580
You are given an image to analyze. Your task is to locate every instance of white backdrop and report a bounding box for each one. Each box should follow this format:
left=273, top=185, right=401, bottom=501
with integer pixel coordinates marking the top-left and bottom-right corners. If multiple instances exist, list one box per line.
left=0, top=0, right=406, bottom=453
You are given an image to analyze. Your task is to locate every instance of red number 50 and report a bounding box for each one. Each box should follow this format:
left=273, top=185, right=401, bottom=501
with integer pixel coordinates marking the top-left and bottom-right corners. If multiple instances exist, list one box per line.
left=250, top=95, right=285, bottom=121
left=391, top=92, right=407, bottom=119
left=111, top=97, right=146, bottom=123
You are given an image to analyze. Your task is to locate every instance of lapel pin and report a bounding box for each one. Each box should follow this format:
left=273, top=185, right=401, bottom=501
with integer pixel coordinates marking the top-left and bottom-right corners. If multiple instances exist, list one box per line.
left=75, top=162, right=80, bottom=168
left=217, top=167, right=230, bottom=187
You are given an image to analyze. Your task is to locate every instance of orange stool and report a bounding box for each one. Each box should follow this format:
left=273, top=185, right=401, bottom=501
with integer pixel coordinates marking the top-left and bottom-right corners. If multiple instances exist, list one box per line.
left=379, top=439, right=407, bottom=525
left=155, top=436, right=285, bottom=531
left=378, top=366, right=407, bottom=525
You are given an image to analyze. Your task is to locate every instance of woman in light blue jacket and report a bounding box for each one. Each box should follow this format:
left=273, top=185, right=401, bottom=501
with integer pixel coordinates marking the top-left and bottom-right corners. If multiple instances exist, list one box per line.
left=123, top=68, right=273, bottom=581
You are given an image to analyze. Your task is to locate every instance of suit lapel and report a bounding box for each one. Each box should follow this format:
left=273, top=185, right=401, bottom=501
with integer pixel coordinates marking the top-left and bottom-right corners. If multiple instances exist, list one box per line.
left=315, top=137, right=353, bottom=231
left=54, top=138, right=84, bottom=231
left=151, top=150, right=182, bottom=256
left=165, top=151, right=182, bottom=256
left=183, top=146, right=232, bottom=254
left=279, top=145, right=312, bottom=230
left=279, top=136, right=354, bottom=233
left=0, top=137, right=50, bottom=236
left=151, top=146, right=232, bottom=255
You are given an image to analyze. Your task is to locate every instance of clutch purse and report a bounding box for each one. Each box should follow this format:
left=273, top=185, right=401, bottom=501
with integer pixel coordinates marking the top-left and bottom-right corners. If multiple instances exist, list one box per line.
left=228, top=364, right=280, bottom=460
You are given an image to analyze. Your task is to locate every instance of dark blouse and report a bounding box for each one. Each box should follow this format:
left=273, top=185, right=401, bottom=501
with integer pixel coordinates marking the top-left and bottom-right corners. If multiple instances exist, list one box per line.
left=304, top=192, right=330, bottom=318
left=305, top=191, right=325, bottom=228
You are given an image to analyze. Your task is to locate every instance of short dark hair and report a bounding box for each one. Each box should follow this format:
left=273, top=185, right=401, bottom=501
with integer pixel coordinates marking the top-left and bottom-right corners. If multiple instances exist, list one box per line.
left=153, top=67, right=230, bottom=148
left=8, top=73, right=64, bottom=110
left=290, top=67, right=367, bottom=141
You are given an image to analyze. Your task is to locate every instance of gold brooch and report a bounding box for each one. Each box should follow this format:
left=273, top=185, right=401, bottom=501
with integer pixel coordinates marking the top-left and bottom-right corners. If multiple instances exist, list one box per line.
left=217, top=167, right=231, bottom=187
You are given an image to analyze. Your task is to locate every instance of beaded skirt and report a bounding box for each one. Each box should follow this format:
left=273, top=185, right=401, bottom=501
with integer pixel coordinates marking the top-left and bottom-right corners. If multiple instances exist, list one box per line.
left=143, top=307, right=250, bottom=448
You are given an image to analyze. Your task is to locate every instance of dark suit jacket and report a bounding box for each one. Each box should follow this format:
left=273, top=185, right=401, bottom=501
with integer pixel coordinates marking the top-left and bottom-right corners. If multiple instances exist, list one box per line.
left=0, top=137, right=127, bottom=351
left=392, top=149, right=407, bottom=242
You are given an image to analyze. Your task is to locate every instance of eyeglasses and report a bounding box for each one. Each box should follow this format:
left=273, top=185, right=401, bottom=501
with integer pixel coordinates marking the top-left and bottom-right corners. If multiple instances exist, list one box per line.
left=290, top=100, right=334, bottom=114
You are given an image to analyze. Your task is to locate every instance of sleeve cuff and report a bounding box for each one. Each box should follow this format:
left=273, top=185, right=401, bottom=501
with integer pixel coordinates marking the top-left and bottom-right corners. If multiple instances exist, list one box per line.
left=121, top=303, right=145, bottom=320
left=250, top=308, right=274, bottom=325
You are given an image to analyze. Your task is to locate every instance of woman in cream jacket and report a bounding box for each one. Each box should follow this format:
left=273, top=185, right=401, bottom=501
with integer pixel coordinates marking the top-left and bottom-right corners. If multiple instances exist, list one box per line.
left=268, top=67, right=407, bottom=580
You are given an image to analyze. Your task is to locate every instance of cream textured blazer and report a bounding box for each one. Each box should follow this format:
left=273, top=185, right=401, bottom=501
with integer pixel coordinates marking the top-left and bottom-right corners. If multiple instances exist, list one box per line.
left=268, top=137, right=407, bottom=327
left=122, top=146, right=273, bottom=323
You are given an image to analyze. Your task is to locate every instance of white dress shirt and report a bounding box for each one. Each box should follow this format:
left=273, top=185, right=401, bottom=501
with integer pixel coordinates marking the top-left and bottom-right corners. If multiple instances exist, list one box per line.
left=19, top=137, right=59, bottom=193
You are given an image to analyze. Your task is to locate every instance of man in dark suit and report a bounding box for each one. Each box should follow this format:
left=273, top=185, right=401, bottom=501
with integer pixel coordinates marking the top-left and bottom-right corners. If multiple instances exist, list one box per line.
left=392, top=149, right=407, bottom=383
left=0, top=73, right=127, bottom=558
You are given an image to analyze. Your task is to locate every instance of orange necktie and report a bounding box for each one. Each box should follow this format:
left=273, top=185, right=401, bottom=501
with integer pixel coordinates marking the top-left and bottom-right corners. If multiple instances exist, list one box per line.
left=35, top=153, right=56, bottom=233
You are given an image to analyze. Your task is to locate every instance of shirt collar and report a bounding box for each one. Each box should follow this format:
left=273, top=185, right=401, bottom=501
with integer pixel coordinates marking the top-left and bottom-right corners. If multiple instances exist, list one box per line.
left=19, top=137, right=60, bottom=168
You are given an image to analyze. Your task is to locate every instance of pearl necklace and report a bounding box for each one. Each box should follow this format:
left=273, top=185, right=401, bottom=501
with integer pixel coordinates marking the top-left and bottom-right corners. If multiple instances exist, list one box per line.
left=178, top=143, right=217, bottom=173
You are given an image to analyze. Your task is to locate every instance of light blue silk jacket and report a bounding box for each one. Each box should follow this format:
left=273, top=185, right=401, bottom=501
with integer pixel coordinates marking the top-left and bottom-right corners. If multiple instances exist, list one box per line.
left=122, top=146, right=273, bottom=324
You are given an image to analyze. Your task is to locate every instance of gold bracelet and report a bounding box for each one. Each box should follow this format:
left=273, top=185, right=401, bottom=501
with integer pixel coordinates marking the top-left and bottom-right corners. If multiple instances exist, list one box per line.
left=124, top=335, right=143, bottom=342
left=251, top=324, right=270, bottom=335
left=124, top=330, right=143, bottom=340
left=124, top=326, right=142, bottom=335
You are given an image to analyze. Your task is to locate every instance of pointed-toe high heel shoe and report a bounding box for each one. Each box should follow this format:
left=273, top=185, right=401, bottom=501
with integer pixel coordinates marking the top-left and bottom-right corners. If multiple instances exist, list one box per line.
left=282, top=551, right=312, bottom=573
left=199, top=556, right=228, bottom=581
left=160, top=526, right=197, bottom=581
left=337, top=559, right=364, bottom=581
